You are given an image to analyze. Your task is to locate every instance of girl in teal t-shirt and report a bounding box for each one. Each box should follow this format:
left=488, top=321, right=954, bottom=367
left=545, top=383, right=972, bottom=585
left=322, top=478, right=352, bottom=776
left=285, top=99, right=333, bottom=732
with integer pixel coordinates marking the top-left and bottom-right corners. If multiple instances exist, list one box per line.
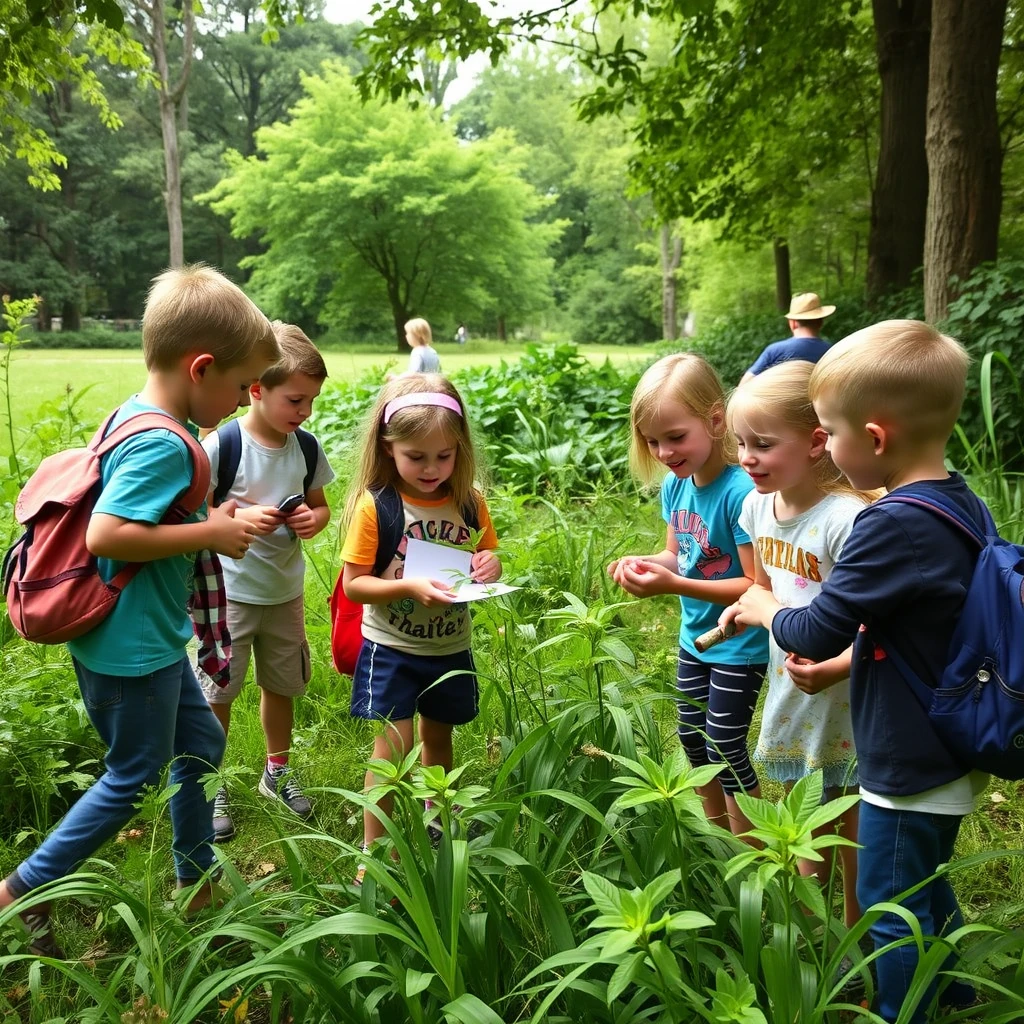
left=608, top=353, right=768, bottom=839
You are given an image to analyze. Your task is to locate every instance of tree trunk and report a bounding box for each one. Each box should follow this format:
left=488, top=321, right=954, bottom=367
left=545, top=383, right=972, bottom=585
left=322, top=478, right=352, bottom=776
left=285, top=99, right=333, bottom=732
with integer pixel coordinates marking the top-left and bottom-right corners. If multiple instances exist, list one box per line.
left=923, top=0, right=1006, bottom=322
left=868, top=0, right=931, bottom=301
left=133, top=0, right=195, bottom=270
left=497, top=316, right=507, bottom=342
left=773, top=238, right=792, bottom=312
left=660, top=223, right=683, bottom=341
left=390, top=290, right=409, bottom=350
left=159, top=90, right=185, bottom=268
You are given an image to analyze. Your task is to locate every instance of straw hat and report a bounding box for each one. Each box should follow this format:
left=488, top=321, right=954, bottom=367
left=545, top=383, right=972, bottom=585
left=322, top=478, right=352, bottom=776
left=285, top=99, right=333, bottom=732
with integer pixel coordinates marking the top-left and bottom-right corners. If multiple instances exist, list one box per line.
left=784, top=292, right=835, bottom=320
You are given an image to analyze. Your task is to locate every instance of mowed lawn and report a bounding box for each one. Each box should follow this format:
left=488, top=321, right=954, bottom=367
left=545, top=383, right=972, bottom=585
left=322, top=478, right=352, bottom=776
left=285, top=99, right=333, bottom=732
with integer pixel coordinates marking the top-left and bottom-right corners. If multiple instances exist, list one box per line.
left=2, top=343, right=657, bottom=454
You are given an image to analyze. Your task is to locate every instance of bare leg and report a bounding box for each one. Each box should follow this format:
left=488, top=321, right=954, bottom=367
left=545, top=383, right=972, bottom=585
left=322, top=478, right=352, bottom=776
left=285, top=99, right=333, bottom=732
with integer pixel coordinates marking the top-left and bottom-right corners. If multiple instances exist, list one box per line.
left=725, top=785, right=760, bottom=842
left=697, top=778, right=729, bottom=829
left=260, top=689, right=294, bottom=759
left=210, top=701, right=231, bottom=738
left=362, top=719, right=415, bottom=848
left=418, top=715, right=454, bottom=773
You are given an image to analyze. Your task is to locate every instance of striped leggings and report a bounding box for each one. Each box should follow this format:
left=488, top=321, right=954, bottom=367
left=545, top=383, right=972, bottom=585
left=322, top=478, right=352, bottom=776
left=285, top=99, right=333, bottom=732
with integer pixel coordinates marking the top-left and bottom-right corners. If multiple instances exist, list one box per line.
left=676, top=648, right=766, bottom=795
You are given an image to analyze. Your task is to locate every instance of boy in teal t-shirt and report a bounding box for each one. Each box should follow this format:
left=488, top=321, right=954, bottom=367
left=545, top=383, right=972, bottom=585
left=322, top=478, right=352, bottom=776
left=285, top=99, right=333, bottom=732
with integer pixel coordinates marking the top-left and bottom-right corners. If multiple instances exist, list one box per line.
left=0, top=266, right=279, bottom=958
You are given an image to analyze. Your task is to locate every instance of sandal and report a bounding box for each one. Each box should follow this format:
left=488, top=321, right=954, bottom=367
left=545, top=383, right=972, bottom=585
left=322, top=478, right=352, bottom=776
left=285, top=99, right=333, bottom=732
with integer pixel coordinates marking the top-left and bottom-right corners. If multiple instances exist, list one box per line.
left=20, top=909, right=65, bottom=959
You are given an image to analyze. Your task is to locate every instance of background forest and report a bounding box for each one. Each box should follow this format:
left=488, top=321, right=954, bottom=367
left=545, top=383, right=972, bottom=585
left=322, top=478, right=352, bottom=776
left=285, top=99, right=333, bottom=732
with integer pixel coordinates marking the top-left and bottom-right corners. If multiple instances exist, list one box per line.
left=6, top=0, right=1024, bottom=359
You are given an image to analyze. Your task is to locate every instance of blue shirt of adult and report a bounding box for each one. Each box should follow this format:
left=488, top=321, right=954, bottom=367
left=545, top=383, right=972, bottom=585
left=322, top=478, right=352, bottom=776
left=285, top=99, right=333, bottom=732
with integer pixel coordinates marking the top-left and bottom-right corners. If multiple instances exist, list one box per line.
left=772, top=475, right=991, bottom=796
left=661, top=464, right=769, bottom=665
left=68, top=397, right=204, bottom=676
left=747, top=336, right=831, bottom=375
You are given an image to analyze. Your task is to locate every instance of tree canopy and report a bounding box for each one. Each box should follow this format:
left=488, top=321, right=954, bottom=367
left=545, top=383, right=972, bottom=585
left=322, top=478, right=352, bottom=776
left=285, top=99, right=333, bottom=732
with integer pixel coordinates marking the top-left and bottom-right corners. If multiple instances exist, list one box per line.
left=205, top=65, right=563, bottom=347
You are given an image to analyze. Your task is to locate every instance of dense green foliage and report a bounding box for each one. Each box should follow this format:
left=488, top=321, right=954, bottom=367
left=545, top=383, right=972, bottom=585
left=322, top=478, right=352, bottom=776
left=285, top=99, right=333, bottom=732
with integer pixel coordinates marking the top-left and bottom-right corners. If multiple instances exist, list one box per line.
left=1, top=351, right=1024, bottom=1021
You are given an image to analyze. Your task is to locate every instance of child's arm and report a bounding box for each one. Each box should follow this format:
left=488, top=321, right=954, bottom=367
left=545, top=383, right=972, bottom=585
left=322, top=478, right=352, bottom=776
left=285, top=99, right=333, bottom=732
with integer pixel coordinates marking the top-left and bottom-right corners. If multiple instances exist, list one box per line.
left=614, top=527, right=757, bottom=607
left=342, top=562, right=455, bottom=606
left=283, top=486, right=330, bottom=540
left=88, top=501, right=257, bottom=561
left=608, top=527, right=680, bottom=579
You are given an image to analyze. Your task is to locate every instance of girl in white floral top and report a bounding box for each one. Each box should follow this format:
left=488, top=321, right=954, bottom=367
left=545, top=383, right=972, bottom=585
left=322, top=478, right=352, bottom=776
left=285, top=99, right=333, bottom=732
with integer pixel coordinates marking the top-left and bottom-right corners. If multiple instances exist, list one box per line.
left=726, top=360, right=877, bottom=927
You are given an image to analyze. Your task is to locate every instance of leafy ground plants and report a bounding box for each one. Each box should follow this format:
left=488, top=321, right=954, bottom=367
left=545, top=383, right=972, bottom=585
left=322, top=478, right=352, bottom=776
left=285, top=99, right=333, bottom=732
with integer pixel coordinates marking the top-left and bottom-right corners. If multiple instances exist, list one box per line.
left=0, top=352, right=1022, bottom=1021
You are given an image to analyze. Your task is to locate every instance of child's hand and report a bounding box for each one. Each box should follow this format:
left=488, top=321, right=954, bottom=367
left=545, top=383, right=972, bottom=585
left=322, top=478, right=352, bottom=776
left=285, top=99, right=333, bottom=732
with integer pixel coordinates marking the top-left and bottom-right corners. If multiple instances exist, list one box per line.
left=285, top=503, right=318, bottom=540
left=721, top=584, right=780, bottom=631
left=236, top=504, right=284, bottom=535
left=470, top=550, right=502, bottom=584
left=608, top=555, right=641, bottom=587
left=618, top=558, right=676, bottom=598
left=207, top=499, right=257, bottom=559
left=406, top=578, right=457, bottom=606
left=786, top=654, right=847, bottom=694
left=718, top=602, right=748, bottom=636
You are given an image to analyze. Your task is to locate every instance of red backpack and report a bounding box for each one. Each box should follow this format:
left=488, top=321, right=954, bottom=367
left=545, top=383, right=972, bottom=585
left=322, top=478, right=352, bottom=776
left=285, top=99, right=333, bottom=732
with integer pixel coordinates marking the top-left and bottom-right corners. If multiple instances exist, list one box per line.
left=2, top=410, right=210, bottom=644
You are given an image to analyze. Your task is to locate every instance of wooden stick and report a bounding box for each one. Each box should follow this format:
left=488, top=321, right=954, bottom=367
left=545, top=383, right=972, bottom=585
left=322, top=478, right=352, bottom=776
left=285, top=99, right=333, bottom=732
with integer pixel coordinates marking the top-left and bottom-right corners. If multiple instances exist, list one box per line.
left=694, top=621, right=737, bottom=654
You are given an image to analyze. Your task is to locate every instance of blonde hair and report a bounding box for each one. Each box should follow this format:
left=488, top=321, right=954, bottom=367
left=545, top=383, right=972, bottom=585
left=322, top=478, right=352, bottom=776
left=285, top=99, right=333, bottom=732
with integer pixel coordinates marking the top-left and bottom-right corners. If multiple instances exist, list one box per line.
left=809, top=320, right=969, bottom=443
left=629, top=353, right=733, bottom=485
left=261, top=322, right=328, bottom=388
left=727, top=361, right=877, bottom=501
left=405, top=318, right=433, bottom=347
left=344, top=373, right=480, bottom=525
left=142, top=264, right=278, bottom=371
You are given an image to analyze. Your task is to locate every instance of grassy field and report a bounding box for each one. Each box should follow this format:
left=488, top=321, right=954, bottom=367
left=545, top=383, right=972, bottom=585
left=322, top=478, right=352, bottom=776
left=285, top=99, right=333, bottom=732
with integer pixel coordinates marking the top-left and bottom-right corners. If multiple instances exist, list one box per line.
left=1, top=342, right=657, bottom=453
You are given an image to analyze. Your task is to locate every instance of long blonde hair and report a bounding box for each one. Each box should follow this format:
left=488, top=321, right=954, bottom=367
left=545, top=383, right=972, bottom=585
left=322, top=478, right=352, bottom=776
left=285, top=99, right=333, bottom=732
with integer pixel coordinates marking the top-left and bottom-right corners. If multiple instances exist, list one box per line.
left=344, top=373, right=479, bottom=525
left=629, top=352, right=734, bottom=485
left=727, top=360, right=879, bottom=502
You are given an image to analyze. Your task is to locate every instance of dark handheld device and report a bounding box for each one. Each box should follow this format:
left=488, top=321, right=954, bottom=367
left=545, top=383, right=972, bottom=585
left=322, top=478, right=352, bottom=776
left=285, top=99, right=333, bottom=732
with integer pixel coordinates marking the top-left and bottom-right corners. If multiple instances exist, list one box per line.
left=277, top=493, right=304, bottom=514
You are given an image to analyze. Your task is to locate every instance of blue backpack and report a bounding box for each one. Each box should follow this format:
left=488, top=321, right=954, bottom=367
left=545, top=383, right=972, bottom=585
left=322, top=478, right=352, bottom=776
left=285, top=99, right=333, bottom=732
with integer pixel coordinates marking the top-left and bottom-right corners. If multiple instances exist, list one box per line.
left=875, top=489, right=1024, bottom=780
left=211, top=418, right=319, bottom=507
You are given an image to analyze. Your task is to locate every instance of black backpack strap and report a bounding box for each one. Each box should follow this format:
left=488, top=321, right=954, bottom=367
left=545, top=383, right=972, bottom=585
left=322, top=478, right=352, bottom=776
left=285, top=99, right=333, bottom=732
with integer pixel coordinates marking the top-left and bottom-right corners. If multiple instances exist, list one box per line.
left=371, top=485, right=406, bottom=577
left=212, top=419, right=242, bottom=507
left=295, top=428, right=319, bottom=495
left=460, top=490, right=480, bottom=531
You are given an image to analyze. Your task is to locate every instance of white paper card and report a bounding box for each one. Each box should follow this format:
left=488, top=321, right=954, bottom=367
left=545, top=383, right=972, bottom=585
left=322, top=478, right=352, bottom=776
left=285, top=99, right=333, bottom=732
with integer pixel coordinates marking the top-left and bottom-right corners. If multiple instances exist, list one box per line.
left=402, top=538, right=520, bottom=603
left=403, top=538, right=473, bottom=585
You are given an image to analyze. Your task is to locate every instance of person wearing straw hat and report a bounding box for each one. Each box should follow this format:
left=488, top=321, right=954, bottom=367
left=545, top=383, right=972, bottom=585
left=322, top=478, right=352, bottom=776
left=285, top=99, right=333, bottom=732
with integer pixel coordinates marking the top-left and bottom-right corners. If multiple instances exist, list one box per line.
left=741, top=292, right=836, bottom=383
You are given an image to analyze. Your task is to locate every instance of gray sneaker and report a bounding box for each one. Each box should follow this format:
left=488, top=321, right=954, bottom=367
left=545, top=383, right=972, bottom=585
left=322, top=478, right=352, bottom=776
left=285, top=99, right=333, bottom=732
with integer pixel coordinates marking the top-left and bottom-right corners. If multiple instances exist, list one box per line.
left=258, top=764, right=313, bottom=819
left=212, top=786, right=235, bottom=843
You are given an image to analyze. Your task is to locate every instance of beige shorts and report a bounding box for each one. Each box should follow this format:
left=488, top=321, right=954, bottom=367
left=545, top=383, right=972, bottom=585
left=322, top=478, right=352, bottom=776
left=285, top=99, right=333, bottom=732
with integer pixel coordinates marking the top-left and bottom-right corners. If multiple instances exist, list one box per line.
left=202, top=595, right=311, bottom=703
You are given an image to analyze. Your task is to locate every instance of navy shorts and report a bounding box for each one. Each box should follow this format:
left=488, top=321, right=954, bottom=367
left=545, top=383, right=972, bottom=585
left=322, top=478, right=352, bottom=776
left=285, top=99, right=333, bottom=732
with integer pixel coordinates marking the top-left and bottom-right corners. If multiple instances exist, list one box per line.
left=350, top=641, right=478, bottom=725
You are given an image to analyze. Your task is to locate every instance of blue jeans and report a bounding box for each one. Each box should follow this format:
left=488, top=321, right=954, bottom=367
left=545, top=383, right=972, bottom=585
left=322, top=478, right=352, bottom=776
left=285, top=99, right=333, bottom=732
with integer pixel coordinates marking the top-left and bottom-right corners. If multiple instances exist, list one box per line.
left=8, top=657, right=226, bottom=895
left=856, top=801, right=975, bottom=1023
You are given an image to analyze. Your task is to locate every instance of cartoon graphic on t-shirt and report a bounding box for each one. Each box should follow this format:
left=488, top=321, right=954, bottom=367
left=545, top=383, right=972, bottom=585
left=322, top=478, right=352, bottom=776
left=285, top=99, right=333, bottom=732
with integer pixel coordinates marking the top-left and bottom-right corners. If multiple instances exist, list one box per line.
left=669, top=508, right=733, bottom=579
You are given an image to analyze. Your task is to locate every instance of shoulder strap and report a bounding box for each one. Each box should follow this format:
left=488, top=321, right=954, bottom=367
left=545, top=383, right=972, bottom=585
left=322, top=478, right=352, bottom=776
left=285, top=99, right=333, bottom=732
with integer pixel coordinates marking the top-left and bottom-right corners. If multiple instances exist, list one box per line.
left=875, top=489, right=989, bottom=549
left=371, top=485, right=406, bottom=578
left=460, top=490, right=480, bottom=531
left=295, top=428, right=319, bottom=495
left=94, top=411, right=209, bottom=515
left=212, top=419, right=242, bottom=508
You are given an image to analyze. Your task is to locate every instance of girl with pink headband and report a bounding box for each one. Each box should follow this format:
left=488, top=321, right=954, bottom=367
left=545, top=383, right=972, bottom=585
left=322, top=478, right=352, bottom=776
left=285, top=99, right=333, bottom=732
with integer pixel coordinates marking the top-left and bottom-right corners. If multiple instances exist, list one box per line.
left=339, top=373, right=502, bottom=881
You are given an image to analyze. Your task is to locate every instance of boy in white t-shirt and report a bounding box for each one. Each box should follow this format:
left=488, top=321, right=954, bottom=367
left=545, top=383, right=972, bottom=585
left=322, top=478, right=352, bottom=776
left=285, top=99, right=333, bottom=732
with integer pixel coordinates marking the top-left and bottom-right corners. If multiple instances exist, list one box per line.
left=201, top=322, right=335, bottom=841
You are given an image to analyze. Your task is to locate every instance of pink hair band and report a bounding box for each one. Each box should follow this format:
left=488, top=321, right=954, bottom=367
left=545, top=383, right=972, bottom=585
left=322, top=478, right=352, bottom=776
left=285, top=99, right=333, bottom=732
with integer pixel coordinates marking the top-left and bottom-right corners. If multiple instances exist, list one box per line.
left=384, top=392, right=463, bottom=425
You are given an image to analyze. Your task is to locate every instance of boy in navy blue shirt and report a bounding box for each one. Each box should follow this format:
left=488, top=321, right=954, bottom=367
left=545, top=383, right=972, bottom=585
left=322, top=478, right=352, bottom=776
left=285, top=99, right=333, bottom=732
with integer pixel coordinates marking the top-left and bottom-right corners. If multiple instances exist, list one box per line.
left=722, top=320, right=987, bottom=1023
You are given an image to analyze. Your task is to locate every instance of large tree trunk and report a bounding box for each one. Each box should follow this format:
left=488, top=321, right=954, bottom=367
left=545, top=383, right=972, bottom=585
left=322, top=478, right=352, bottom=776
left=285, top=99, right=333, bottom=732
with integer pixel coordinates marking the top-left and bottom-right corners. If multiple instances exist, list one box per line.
left=660, top=223, right=682, bottom=341
left=923, top=0, right=1006, bottom=322
left=868, top=0, right=931, bottom=301
left=773, top=238, right=792, bottom=312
